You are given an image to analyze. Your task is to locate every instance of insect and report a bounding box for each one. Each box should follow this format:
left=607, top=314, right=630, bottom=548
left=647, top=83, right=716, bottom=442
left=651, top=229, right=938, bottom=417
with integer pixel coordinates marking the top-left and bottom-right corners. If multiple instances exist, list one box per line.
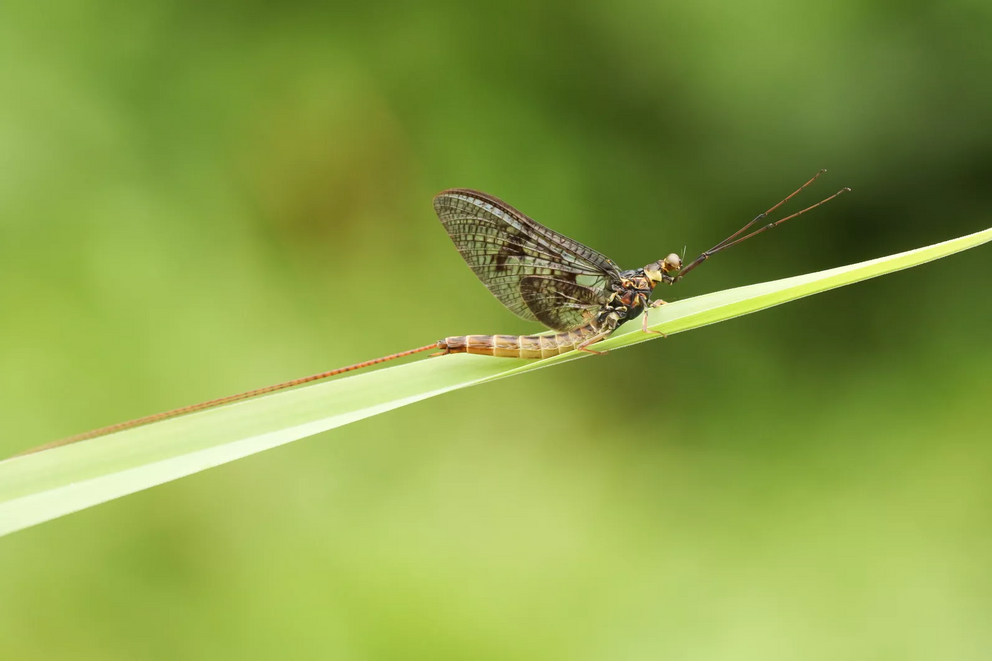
left=432, top=169, right=849, bottom=358
left=26, top=170, right=847, bottom=453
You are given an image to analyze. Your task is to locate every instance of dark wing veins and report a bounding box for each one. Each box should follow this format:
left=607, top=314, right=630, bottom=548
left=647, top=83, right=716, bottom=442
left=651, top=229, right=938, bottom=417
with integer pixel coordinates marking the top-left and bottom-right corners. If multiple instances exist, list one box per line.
left=434, top=189, right=621, bottom=331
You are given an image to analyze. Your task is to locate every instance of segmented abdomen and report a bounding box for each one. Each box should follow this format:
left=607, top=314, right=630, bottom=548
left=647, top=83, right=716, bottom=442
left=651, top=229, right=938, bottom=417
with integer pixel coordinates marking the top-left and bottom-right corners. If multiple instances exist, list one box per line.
left=439, top=323, right=603, bottom=359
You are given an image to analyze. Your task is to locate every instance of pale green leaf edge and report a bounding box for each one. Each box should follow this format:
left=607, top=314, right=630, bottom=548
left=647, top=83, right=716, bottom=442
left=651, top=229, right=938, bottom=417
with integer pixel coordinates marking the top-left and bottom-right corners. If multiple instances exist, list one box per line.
left=1, top=226, right=990, bottom=536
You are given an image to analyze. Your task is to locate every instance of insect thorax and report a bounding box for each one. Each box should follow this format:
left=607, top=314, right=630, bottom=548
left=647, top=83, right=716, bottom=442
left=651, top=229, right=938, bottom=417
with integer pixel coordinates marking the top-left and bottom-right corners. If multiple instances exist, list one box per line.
left=604, top=267, right=659, bottom=327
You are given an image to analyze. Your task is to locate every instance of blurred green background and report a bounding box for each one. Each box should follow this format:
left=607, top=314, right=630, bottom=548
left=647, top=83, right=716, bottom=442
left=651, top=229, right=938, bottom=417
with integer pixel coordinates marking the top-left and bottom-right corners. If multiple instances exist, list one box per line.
left=2, top=1, right=991, bottom=658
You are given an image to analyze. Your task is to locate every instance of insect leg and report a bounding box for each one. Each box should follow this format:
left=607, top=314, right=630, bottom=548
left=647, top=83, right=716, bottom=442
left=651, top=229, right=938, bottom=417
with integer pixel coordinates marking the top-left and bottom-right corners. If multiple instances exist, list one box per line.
left=576, top=330, right=613, bottom=355
left=641, top=312, right=667, bottom=337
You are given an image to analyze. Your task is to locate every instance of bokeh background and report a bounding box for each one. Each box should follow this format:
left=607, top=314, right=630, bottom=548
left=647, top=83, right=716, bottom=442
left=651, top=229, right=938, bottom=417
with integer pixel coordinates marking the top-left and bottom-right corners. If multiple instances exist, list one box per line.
left=2, top=1, right=992, bottom=659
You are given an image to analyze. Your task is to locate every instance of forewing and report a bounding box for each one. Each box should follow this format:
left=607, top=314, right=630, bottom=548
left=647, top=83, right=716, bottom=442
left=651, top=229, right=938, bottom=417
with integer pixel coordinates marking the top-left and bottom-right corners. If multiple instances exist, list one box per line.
left=434, top=189, right=619, bottom=331
left=519, top=276, right=606, bottom=331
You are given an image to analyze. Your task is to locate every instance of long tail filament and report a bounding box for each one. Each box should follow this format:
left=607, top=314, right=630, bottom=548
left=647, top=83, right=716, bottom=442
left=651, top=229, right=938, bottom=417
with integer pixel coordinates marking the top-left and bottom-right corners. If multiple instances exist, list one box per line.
left=15, top=342, right=440, bottom=456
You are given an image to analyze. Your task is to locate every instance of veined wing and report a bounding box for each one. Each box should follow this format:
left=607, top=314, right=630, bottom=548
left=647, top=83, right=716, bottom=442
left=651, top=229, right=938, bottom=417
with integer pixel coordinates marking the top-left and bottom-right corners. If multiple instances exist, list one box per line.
left=518, top=275, right=609, bottom=331
left=433, top=189, right=621, bottom=331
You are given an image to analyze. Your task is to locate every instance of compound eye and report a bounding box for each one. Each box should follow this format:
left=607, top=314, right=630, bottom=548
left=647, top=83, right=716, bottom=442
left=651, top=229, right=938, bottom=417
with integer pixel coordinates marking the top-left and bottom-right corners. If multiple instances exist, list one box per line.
left=665, top=253, right=682, bottom=271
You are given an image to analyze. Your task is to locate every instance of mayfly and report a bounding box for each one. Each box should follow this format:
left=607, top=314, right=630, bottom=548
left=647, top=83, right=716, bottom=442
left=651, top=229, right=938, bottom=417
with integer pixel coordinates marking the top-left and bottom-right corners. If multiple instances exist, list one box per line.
left=28, top=170, right=848, bottom=453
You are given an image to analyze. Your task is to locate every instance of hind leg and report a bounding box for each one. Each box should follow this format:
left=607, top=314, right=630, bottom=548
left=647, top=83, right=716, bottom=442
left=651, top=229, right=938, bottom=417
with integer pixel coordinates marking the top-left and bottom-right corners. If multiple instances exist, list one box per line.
left=641, top=307, right=668, bottom=337
left=576, top=331, right=612, bottom=355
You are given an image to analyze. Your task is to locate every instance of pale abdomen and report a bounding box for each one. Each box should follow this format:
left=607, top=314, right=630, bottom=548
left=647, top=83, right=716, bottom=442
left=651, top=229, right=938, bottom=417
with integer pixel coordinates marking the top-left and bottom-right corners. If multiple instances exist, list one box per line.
left=438, top=323, right=602, bottom=359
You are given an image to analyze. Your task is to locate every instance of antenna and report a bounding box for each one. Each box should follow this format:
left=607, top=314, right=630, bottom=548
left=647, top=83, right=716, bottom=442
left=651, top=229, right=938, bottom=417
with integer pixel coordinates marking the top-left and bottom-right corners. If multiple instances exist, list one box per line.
left=672, top=169, right=850, bottom=283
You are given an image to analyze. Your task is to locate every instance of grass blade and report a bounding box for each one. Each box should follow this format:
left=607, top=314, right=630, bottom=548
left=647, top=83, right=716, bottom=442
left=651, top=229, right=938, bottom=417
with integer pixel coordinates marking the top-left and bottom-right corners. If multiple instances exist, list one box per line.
left=2, top=226, right=990, bottom=536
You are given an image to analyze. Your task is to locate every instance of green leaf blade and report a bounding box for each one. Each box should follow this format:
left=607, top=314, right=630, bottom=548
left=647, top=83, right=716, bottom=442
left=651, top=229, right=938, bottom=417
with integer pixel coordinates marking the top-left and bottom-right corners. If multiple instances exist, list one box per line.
left=2, top=225, right=990, bottom=536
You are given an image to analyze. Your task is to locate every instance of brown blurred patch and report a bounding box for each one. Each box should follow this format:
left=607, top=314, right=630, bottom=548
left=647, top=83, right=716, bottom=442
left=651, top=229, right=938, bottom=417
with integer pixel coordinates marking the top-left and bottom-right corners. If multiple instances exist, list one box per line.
left=236, top=75, right=418, bottom=247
